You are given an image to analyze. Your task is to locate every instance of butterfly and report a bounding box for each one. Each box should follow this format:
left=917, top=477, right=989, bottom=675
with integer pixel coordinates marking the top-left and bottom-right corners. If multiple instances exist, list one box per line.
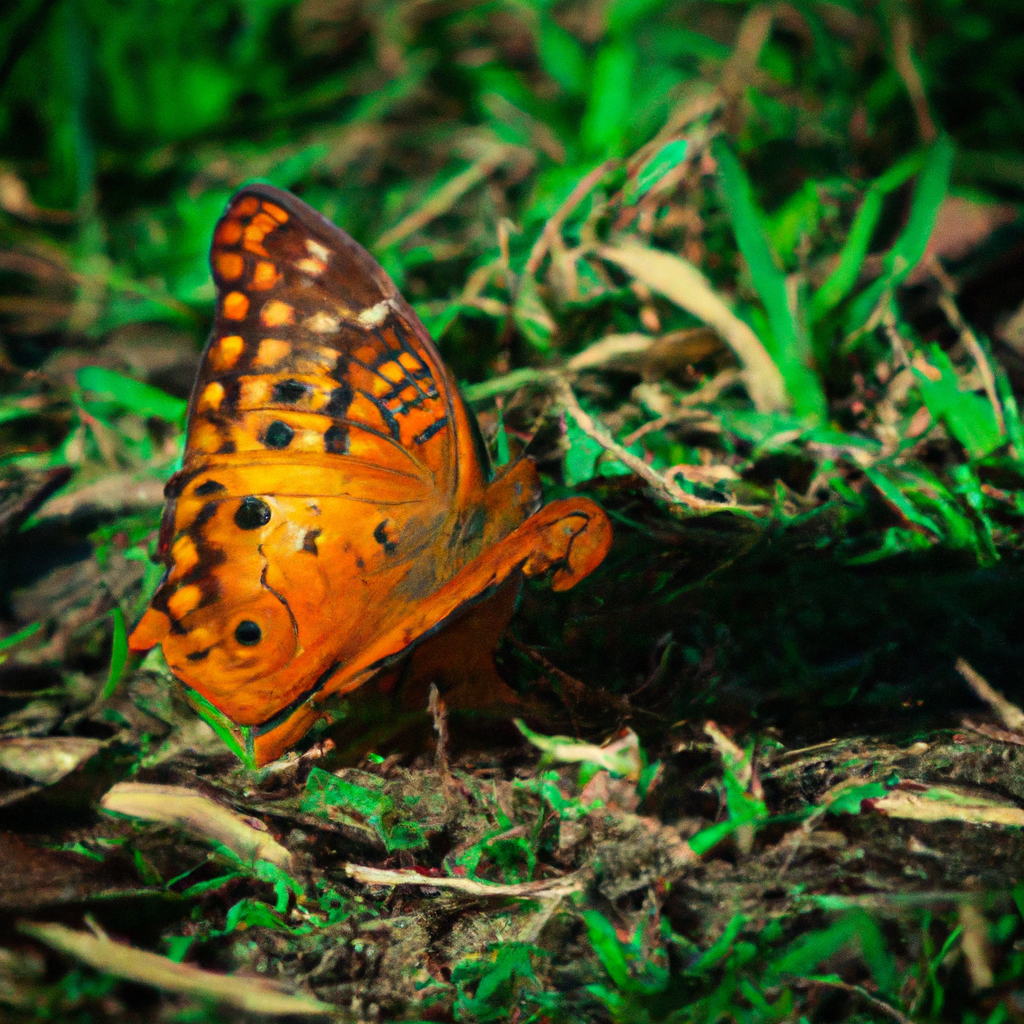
left=128, top=184, right=612, bottom=766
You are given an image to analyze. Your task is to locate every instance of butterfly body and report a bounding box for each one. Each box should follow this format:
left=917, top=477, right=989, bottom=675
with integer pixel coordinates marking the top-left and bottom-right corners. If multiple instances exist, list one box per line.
left=129, top=184, right=611, bottom=765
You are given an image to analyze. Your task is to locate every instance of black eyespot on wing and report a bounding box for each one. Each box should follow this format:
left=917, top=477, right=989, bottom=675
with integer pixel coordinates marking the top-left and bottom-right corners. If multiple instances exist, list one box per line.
left=324, top=424, right=348, bottom=454
left=373, top=520, right=397, bottom=554
left=303, top=529, right=321, bottom=554
left=324, top=382, right=353, bottom=416
left=195, top=480, right=227, bottom=496
left=264, top=420, right=295, bottom=449
left=271, top=379, right=309, bottom=404
left=235, top=496, right=272, bottom=530
left=235, top=620, right=262, bottom=646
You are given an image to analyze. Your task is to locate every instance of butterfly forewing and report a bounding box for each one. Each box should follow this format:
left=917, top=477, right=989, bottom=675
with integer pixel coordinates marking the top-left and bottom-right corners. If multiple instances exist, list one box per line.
left=189, top=184, right=470, bottom=496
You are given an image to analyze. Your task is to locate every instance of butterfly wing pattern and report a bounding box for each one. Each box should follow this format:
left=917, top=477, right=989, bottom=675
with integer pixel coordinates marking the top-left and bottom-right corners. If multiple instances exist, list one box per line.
left=129, top=184, right=611, bottom=765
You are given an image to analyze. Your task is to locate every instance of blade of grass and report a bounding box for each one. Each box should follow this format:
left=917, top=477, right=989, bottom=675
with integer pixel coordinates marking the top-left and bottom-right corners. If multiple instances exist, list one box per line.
left=101, top=606, right=128, bottom=699
left=712, top=137, right=826, bottom=421
left=809, top=152, right=924, bottom=322
left=77, top=367, right=187, bottom=424
left=600, top=241, right=789, bottom=413
left=846, top=135, right=954, bottom=332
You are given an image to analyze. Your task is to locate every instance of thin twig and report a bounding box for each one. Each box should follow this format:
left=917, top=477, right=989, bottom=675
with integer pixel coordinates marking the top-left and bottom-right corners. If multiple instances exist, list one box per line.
left=961, top=717, right=1024, bottom=747
left=344, top=863, right=585, bottom=899
left=931, top=258, right=1006, bottom=437
left=792, top=977, right=918, bottom=1024
left=556, top=380, right=721, bottom=510
left=427, top=682, right=451, bottom=791
left=522, top=160, right=619, bottom=279
left=955, top=658, right=1024, bottom=733
left=887, top=7, right=937, bottom=144
left=622, top=369, right=738, bottom=446
left=375, top=143, right=513, bottom=249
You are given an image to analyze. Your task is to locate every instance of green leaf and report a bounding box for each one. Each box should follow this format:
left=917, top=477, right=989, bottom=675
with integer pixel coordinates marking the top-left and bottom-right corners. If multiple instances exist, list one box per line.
left=301, top=768, right=428, bottom=851
left=494, top=406, right=511, bottom=467
left=537, top=20, right=586, bottom=95
left=607, top=0, right=671, bottom=35
left=914, top=345, right=1002, bottom=459
left=771, top=911, right=896, bottom=994
left=712, top=138, right=826, bottom=421
left=825, top=781, right=889, bottom=815
left=583, top=911, right=633, bottom=990
left=220, top=898, right=308, bottom=936
left=101, top=607, right=129, bottom=699
left=512, top=275, right=555, bottom=352
left=625, top=139, right=688, bottom=203
left=563, top=416, right=638, bottom=486
left=76, top=367, right=187, bottom=424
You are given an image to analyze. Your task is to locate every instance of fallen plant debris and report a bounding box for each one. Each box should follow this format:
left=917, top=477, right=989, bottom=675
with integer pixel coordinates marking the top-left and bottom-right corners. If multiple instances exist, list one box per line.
left=100, top=782, right=294, bottom=871
left=17, top=921, right=336, bottom=1017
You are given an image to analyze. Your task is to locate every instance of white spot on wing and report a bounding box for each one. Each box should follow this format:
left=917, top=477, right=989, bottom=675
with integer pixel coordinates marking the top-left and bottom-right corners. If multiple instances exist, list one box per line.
left=358, top=300, right=391, bottom=328
left=305, top=239, right=331, bottom=262
left=304, top=311, right=341, bottom=333
left=295, top=257, right=327, bottom=276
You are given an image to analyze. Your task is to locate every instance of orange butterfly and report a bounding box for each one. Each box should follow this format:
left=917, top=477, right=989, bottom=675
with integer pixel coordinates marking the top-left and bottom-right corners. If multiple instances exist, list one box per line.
left=128, top=185, right=611, bottom=766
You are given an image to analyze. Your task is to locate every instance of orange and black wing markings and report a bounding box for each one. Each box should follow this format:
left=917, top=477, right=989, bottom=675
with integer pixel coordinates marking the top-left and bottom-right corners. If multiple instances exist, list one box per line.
left=183, top=183, right=461, bottom=489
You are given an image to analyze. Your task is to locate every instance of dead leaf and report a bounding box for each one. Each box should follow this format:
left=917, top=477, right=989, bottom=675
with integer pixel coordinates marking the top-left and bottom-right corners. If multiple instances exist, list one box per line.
left=100, top=782, right=292, bottom=870
left=600, top=242, right=789, bottom=412
left=867, top=784, right=1024, bottom=827
left=0, top=737, right=102, bottom=785
left=515, top=719, right=644, bottom=781
left=19, top=922, right=335, bottom=1015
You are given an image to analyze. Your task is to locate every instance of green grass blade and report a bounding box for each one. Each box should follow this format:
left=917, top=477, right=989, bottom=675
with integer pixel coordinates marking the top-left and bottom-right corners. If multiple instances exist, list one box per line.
left=101, top=607, right=129, bottom=699
left=809, top=188, right=883, bottom=322
left=581, top=41, right=636, bottom=155
left=712, top=138, right=826, bottom=421
left=863, top=465, right=940, bottom=535
left=77, top=367, right=188, bottom=424
left=0, top=621, right=42, bottom=653
left=846, top=136, right=954, bottom=331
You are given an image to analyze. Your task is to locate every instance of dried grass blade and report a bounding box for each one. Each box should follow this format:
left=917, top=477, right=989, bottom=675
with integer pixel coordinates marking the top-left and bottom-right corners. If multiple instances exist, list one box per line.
left=101, top=782, right=292, bottom=870
left=600, top=242, right=789, bottom=412
left=344, top=863, right=584, bottom=899
left=18, top=922, right=336, bottom=1015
